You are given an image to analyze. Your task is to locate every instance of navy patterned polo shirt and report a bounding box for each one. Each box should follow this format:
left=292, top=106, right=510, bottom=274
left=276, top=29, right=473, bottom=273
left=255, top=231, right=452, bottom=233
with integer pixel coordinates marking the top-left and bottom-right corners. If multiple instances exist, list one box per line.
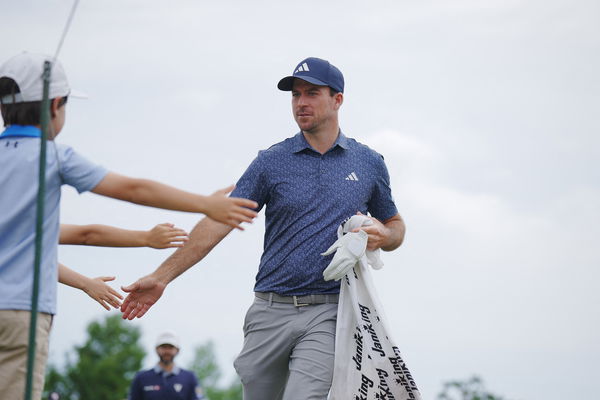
left=231, top=131, right=398, bottom=296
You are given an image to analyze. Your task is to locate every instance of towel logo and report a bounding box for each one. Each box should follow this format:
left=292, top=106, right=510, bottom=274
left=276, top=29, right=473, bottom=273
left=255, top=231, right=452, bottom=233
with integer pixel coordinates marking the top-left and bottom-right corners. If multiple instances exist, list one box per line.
left=345, top=172, right=359, bottom=181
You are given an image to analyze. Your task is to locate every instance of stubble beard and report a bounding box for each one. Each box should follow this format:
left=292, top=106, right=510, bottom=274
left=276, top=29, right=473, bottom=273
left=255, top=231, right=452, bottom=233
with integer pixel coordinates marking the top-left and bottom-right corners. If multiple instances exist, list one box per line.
left=159, top=355, right=174, bottom=365
left=296, top=115, right=320, bottom=135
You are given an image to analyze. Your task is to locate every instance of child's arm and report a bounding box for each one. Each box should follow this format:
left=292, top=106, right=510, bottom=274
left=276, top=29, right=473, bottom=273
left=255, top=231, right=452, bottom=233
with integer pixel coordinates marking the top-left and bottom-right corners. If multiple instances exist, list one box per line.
left=91, top=173, right=258, bottom=230
left=58, top=263, right=123, bottom=310
left=60, top=223, right=189, bottom=248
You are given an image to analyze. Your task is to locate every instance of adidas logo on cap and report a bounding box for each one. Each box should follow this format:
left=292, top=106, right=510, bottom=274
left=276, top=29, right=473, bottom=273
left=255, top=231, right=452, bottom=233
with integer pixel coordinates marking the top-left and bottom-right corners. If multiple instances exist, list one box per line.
left=295, top=62, right=310, bottom=73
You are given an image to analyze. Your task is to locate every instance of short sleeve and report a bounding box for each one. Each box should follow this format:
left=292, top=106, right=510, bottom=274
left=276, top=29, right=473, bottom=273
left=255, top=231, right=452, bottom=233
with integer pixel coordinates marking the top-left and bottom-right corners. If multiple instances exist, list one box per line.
left=128, top=373, right=142, bottom=400
left=193, top=375, right=205, bottom=400
left=56, top=144, right=108, bottom=193
left=367, top=154, right=398, bottom=222
left=231, top=151, right=269, bottom=212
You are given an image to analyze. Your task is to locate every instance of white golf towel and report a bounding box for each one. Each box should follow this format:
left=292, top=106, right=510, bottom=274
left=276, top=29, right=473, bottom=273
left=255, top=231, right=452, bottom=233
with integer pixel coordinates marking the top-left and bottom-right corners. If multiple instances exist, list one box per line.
left=325, top=215, right=421, bottom=400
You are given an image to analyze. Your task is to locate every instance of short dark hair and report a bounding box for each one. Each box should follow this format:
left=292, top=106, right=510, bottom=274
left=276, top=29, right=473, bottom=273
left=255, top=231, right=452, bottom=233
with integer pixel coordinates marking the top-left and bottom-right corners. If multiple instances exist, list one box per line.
left=0, top=77, right=66, bottom=127
left=329, top=87, right=340, bottom=96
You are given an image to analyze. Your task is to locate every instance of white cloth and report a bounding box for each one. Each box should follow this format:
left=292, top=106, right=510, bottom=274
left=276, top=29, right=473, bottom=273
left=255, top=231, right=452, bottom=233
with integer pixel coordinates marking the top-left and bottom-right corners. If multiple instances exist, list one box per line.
left=325, top=215, right=421, bottom=400
left=322, top=215, right=383, bottom=281
left=322, top=230, right=368, bottom=281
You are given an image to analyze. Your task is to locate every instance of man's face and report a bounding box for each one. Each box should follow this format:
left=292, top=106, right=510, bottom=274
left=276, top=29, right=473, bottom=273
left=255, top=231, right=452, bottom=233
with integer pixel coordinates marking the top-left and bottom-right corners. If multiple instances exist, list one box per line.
left=156, top=344, right=179, bottom=365
left=291, top=79, right=341, bottom=134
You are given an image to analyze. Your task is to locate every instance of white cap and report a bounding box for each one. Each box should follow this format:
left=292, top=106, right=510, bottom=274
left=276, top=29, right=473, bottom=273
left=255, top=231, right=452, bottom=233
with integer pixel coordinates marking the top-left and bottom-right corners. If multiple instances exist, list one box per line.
left=156, top=331, right=180, bottom=348
left=0, top=52, right=85, bottom=104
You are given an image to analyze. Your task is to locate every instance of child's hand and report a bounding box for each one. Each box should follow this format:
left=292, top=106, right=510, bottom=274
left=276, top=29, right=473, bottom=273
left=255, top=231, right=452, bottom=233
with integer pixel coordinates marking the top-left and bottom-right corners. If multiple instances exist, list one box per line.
left=204, top=185, right=258, bottom=230
left=83, top=276, right=123, bottom=311
left=146, top=223, right=189, bottom=249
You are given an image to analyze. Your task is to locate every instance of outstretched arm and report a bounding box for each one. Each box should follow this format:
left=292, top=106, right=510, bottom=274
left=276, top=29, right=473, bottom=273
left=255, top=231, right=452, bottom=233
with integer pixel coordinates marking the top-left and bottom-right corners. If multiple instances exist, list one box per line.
left=58, top=263, right=123, bottom=310
left=91, top=173, right=258, bottom=230
left=120, top=217, right=234, bottom=320
left=352, top=212, right=406, bottom=251
left=60, top=223, right=189, bottom=248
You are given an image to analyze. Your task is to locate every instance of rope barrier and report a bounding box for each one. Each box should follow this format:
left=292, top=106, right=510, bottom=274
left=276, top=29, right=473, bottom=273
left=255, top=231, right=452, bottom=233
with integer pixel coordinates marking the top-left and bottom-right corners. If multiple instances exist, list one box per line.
left=52, top=0, right=81, bottom=64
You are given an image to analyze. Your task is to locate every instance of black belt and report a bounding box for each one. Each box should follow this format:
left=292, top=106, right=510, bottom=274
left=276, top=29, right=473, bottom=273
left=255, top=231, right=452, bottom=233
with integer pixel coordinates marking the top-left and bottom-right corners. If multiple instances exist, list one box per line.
left=255, top=292, right=339, bottom=307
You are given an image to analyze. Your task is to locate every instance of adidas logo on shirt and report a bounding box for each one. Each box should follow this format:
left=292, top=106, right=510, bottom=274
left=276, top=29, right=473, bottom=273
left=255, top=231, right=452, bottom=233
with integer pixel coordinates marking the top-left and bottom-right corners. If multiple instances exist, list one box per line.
left=295, top=62, right=310, bottom=73
left=345, top=172, right=359, bottom=181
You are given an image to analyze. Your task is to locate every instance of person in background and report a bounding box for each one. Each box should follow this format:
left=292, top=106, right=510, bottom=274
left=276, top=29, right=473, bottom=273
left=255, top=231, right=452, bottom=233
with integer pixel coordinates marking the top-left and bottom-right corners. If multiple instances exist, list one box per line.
left=129, top=332, right=205, bottom=400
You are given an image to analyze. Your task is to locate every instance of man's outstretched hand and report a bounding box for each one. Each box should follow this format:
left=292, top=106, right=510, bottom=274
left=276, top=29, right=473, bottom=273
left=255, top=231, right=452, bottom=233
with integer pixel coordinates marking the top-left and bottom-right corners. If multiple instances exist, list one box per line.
left=120, top=275, right=166, bottom=320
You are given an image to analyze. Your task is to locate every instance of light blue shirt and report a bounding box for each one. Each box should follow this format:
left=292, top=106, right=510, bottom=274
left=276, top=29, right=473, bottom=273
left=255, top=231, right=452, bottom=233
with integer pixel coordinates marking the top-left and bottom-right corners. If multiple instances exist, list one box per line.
left=0, top=126, right=108, bottom=314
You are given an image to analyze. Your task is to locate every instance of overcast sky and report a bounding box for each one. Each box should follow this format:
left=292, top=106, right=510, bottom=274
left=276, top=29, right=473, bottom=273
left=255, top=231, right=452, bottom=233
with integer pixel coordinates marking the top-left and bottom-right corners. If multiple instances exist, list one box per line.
left=2, top=0, right=599, bottom=398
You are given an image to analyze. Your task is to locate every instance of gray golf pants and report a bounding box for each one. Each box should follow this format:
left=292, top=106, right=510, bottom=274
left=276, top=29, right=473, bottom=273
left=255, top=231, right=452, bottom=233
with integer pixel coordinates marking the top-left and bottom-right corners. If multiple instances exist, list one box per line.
left=233, top=295, right=338, bottom=400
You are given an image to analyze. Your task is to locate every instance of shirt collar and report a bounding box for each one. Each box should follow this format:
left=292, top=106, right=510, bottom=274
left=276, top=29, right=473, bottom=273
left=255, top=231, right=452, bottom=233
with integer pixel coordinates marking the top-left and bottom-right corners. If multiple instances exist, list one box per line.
left=291, top=130, right=350, bottom=154
left=153, top=364, right=181, bottom=376
left=0, top=125, right=42, bottom=138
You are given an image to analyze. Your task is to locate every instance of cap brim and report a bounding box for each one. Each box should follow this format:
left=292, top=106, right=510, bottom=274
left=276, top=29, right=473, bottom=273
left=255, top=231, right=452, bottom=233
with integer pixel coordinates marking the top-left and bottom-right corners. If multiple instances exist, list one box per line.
left=69, top=89, right=88, bottom=99
left=277, top=76, right=329, bottom=91
left=156, top=342, right=178, bottom=347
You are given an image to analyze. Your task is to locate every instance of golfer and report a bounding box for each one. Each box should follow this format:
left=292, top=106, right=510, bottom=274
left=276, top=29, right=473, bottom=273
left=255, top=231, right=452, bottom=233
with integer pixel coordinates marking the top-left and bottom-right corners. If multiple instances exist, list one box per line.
left=121, top=57, right=405, bottom=399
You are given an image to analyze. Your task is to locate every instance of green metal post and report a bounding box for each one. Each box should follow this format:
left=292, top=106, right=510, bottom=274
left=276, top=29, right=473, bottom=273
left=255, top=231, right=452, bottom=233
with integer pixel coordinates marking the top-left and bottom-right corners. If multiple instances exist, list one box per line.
left=24, top=60, right=51, bottom=400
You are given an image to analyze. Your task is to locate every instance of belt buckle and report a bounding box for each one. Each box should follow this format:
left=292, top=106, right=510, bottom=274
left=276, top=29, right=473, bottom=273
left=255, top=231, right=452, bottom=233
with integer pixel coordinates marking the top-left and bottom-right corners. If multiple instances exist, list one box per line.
left=293, top=296, right=309, bottom=307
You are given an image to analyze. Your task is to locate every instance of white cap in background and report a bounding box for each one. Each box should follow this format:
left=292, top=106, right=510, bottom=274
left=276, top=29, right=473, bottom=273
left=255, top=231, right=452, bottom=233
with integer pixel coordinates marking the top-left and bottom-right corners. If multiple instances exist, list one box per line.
left=155, top=331, right=180, bottom=348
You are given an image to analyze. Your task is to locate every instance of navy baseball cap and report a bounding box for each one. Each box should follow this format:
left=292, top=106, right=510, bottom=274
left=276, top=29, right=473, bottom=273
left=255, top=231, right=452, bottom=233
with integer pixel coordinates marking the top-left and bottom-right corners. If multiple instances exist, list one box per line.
left=277, top=57, right=344, bottom=93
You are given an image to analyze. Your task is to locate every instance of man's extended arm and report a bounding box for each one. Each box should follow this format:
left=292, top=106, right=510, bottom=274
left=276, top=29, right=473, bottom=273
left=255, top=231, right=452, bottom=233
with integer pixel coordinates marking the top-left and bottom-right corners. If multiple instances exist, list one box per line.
left=120, top=217, right=234, bottom=320
left=352, top=212, right=406, bottom=251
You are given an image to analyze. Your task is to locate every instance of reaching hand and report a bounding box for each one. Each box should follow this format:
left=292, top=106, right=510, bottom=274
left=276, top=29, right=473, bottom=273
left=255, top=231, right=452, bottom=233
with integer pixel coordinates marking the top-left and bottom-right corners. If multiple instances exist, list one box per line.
left=203, top=185, right=259, bottom=230
left=120, top=275, right=167, bottom=320
left=147, top=223, right=189, bottom=248
left=83, top=276, right=123, bottom=311
left=321, top=230, right=368, bottom=281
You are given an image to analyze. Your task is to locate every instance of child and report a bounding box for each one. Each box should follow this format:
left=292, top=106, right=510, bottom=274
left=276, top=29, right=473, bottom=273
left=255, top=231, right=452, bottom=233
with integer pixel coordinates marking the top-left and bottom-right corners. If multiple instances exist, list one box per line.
left=0, top=52, right=258, bottom=399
